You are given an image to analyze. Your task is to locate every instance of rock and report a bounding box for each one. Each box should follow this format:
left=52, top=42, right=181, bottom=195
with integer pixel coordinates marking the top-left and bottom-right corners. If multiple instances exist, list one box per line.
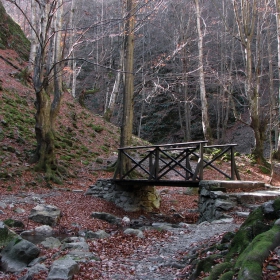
left=85, top=229, right=110, bottom=239
left=124, top=228, right=144, bottom=238
left=91, top=212, right=121, bottom=225
left=66, top=250, right=100, bottom=262
left=215, top=199, right=235, bottom=211
left=178, top=222, right=190, bottom=228
left=152, top=222, right=173, bottom=230
left=235, top=211, right=250, bottom=217
left=4, top=218, right=25, bottom=228
left=0, top=201, right=7, bottom=209
left=262, top=200, right=275, bottom=214
left=14, top=208, right=25, bottom=214
left=47, top=256, right=79, bottom=280
left=41, top=237, right=61, bottom=249
left=122, top=216, right=131, bottom=226
left=29, top=204, right=61, bottom=226
left=61, top=237, right=89, bottom=251
left=0, top=221, right=18, bottom=247
left=1, top=238, right=40, bottom=272
left=61, top=241, right=89, bottom=251
left=19, top=264, right=48, bottom=280
left=34, top=225, right=53, bottom=236
left=211, top=218, right=234, bottom=224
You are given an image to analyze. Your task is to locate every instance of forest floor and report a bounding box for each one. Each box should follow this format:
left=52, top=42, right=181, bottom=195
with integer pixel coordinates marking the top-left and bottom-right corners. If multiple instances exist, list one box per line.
left=1, top=48, right=280, bottom=279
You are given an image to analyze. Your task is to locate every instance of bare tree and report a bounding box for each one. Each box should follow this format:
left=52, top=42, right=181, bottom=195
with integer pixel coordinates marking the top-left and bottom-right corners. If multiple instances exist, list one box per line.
left=8, top=0, right=66, bottom=182
left=120, top=0, right=136, bottom=152
left=194, top=0, right=212, bottom=143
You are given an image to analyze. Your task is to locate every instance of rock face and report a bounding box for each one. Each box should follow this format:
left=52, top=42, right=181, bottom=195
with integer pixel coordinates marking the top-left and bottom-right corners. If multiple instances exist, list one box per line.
left=85, top=179, right=161, bottom=212
left=29, top=204, right=61, bottom=226
left=1, top=238, right=40, bottom=272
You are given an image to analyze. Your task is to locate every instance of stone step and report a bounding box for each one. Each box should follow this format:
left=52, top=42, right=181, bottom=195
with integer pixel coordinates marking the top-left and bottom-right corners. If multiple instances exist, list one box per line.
left=229, top=189, right=280, bottom=205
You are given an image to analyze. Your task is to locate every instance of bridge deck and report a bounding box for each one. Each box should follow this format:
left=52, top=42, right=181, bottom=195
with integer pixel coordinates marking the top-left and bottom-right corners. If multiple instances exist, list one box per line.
left=114, top=179, right=200, bottom=187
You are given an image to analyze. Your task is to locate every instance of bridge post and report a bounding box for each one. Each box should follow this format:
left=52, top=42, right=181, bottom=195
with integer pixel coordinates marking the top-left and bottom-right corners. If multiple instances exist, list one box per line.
left=185, top=150, right=192, bottom=180
left=149, top=151, right=154, bottom=180
left=199, top=142, right=204, bottom=180
left=231, top=146, right=235, bottom=180
left=155, top=147, right=160, bottom=180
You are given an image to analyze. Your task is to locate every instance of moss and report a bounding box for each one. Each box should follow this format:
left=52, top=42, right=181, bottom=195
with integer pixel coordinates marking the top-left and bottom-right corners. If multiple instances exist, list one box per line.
left=95, top=158, right=103, bottom=164
left=219, top=271, right=235, bottom=280
left=226, top=207, right=270, bottom=261
left=221, top=232, right=235, bottom=244
left=0, top=2, right=30, bottom=60
left=273, top=198, right=280, bottom=212
left=88, top=123, right=104, bottom=133
left=81, top=145, right=89, bottom=153
left=60, top=155, right=72, bottom=161
left=4, top=218, right=24, bottom=228
left=207, top=262, right=232, bottom=280
left=101, top=146, right=109, bottom=153
left=15, top=67, right=30, bottom=86
left=191, top=254, right=222, bottom=279
left=259, top=165, right=270, bottom=175
left=235, top=225, right=280, bottom=280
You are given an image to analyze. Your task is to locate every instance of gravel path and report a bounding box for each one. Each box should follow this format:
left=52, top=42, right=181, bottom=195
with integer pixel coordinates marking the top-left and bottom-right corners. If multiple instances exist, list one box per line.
left=100, top=221, right=240, bottom=280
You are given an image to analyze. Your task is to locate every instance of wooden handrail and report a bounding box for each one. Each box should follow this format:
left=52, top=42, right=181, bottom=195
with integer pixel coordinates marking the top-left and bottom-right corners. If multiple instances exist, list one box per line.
left=114, top=141, right=239, bottom=185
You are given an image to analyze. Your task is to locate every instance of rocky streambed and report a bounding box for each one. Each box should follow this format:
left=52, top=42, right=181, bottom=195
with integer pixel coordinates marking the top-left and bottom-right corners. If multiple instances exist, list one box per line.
left=0, top=189, right=280, bottom=279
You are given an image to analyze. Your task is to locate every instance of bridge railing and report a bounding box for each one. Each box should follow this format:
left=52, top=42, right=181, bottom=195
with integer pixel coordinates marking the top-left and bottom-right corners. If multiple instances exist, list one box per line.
left=113, top=141, right=240, bottom=185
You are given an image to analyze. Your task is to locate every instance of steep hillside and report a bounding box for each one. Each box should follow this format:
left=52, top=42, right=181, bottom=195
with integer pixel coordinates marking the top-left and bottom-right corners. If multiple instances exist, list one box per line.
left=0, top=1, right=30, bottom=60
left=0, top=46, right=149, bottom=190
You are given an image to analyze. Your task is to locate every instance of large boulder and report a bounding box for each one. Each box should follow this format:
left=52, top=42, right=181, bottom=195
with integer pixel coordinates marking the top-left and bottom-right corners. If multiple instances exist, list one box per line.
left=19, top=264, right=48, bottom=280
left=1, top=238, right=40, bottom=272
left=47, top=256, right=79, bottom=280
left=29, top=204, right=61, bottom=226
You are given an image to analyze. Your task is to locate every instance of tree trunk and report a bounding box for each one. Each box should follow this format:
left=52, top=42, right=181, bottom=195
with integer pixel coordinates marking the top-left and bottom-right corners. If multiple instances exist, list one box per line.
left=30, top=0, right=65, bottom=183
left=274, top=0, right=280, bottom=159
left=120, top=0, right=136, bottom=174
left=28, top=0, right=38, bottom=72
left=194, top=0, right=212, bottom=143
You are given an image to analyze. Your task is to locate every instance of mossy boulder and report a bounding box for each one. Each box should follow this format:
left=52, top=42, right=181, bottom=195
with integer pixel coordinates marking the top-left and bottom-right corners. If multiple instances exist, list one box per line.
left=235, top=223, right=280, bottom=280
left=204, top=198, right=280, bottom=280
left=190, top=254, right=223, bottom=280
left=4, top=218, right=25, bottom=228
left=226, top=207, right=271, bottom=260
left=0, top=221, right=18, bottom=247
left=206, top=262, right=232, bottom=280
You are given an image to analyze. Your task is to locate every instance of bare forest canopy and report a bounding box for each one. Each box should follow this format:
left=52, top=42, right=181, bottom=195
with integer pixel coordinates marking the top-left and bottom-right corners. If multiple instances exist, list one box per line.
left=2, top=0, right=280, bottom=160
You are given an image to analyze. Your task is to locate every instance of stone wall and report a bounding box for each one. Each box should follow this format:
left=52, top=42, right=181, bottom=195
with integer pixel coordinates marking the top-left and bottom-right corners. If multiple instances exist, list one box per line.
left=198, top=180, right=266, bottom=223
left=85, top=179, right=160, bottom=212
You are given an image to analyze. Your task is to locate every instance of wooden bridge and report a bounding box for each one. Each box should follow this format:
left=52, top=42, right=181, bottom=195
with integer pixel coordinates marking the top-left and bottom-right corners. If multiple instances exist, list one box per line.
left=113, top=141, right=240, bottom=187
